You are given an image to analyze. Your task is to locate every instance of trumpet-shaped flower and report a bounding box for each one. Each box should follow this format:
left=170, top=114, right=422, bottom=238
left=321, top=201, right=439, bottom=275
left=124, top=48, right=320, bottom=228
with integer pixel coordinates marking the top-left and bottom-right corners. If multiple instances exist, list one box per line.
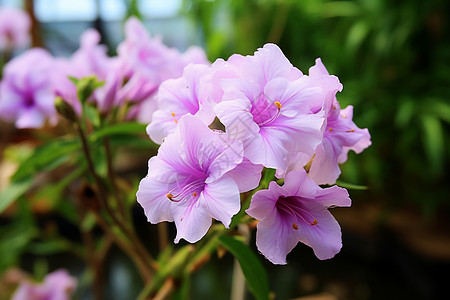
left=307, top=101, right=372, bottom=185
left=215, top=44, right=324, bottom=170
left=281, top=59, right=371, bottom=184
left=0, top=48, right=56, bottom=128
left=12, top=269, right=76, bottom=300
left=147, top=63, right=215, bottom=144
left=137, top=114, right=260, bottom=243
left=246, top=169, right=351, bottom=264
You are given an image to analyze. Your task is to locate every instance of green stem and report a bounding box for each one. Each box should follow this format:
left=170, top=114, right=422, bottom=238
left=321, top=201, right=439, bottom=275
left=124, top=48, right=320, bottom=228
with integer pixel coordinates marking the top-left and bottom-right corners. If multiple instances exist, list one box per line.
left=103, top=136, right=127, bottom=219
left=75, top=120, right=157, bottom=279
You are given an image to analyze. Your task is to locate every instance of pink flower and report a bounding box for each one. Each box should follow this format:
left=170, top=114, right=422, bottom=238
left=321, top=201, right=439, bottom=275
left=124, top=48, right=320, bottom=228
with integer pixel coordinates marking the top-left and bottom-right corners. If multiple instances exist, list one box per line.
left=69, top=28, right=112, bottom=80
left=52, top=29, right=118, bottom=114
left=214, top=44, right=324, bottom=170
left=118, top=17, right=208, bottom=86
left=0, top=7, right=30, bottom=51
left=115, top=17, right=209, bottom=122
left=246, top=170, right=351, bottom=264
left=147, top=63, right=215, bottom=144
left=0, top=48, right=57, bottom=128
left=280, top=59, right=371, bottom=184
left=137, top=114, right=261, bottom=243
left=12, top=269, right=76, bottom=300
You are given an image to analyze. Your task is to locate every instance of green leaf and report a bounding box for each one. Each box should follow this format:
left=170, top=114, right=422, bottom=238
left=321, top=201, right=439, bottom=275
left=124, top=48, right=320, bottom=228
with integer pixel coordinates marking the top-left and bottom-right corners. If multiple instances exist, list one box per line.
left=421, top=115, right=444, bottom=175
left=0, top=178, right=33, bottom=214
left=218, top=235, right=270, bottom=300
left=11, top=139, right=80, bottom=182
left=85, top=104, right=101, bottom=128
left=335, top=180, right=368, bottom=190
left=90, top=122, right=147, bottom=142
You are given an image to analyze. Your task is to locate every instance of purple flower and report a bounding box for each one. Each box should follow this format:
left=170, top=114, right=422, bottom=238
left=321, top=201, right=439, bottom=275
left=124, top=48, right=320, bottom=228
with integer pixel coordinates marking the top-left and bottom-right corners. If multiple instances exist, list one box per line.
left=118, top=17, right=208, bottom=86
left=0, top=48, right=56, bottom=128
left=114, top=17, right=209, bottom=122
left=214, top=43, right=324, bottom=170
left=137, top=114, right=261, bottom=243
left=147, top=63, right=215, bottom=144
left=69, top=29, right=111, bottom=79
left=52, top=29, right=117, bottom=114
left=246, top=170, right=351, bottom=264
left=12, top=269, right=76, bottom=300
left=281, top=59, right=371, bottom=184
left=0, top=7, right=30, bottom=51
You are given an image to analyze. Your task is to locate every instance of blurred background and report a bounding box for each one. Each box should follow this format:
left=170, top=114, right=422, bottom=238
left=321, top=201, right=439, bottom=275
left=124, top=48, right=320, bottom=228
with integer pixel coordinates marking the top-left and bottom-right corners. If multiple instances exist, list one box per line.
left=0, top=0, right=449, bottom=299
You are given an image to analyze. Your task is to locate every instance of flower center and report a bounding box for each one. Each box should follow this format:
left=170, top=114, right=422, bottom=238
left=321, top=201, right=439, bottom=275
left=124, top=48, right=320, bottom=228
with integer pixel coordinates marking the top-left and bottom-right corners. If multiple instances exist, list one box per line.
left=276, top=196, right=318, bottom=229
left=23, top=94, right=35, bottom=108
left=166, top=178, right=205, bottom=203
left=251, top=100, right=282, bottom=127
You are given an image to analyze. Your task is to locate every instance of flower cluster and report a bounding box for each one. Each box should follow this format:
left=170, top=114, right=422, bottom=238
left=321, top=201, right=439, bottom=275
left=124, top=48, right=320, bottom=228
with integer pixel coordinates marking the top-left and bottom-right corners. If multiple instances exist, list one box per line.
left=0, top=17, right=209, bottom=128
left=138, top=43, right=371, bottom=263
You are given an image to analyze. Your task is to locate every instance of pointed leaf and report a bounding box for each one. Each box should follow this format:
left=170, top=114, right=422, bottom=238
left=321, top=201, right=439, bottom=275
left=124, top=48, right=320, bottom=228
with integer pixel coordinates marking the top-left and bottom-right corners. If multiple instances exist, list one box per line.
left=219, top=235, right=270, bottom=300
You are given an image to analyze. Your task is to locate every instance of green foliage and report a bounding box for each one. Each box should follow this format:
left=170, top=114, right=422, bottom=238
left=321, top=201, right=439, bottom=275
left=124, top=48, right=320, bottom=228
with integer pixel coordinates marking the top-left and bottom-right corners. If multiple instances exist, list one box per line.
left=0, top=199, right=37, bottom=272
left=218, top=235, right=270, bottom=300
left=11, top=139, right=80, bottom=182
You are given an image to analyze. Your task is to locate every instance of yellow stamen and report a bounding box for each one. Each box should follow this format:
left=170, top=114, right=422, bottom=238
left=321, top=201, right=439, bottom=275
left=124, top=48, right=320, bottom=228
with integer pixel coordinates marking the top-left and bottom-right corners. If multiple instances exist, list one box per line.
left=192, top=192, right=197, bottom=196
left=341, top=114, right=347, bottom=118
left=274, top=101, right=282, bottom=109
left=292, top=223, right=299, bottom=230
left=171, top=112, right=175, bottom=117
left=310, top=219, right=318, bottom=226
left=166, top=193, right=174, bottom=200
left=346, top=129, right=355, bottom=132
left=328, top=127, right=333, bottom=131
left=174, top=119, right=178, bottom=123
left=332, top=105, right=337, bottom=110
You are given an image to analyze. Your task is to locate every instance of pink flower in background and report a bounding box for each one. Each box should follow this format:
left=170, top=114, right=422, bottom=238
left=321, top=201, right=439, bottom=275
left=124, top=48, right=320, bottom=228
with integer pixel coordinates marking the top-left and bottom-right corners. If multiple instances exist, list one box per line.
left=147, top=63, right=215, bottom=144
left=0, top=7, right=30, bottom=51
left=118, top=17, right=208, bottom=86
left=12, top=269, right=76, bottom=300
left=215, top=43, right=324, bottom=170
left=137, top=114, right=260, bottom=243
left=246, top=169, right=351, bottom=264
left=52, top=29, right=118, bottom=114
left=115, top=17, right=209, bottom=122
left=0, top=48, right=57, bottom=128
left=69, top=28, right=111, bottom=79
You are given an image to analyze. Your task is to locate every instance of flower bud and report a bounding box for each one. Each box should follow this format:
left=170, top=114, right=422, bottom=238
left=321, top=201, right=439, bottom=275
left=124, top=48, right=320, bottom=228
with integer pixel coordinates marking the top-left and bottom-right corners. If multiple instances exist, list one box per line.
left=55, top=97, right=77, bottom=123
left=75, top=76, right=104, bottom=104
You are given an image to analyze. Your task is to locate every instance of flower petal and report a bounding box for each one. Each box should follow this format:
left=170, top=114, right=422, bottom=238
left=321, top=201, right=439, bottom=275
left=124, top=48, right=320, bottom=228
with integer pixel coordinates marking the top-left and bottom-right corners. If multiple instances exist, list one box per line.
left=283, top=170, right=318, bottom=199
left=295, top=201, right=343, bottom=260
left=202, top=176, right=240, bottom=228
left=255, top=211, right=298, bottom=264
left=308, top=139, right=342, bottom=185
left=136, top=176, right=174, bottom=223
left=315, top=185, right=351, bottom=208
left=225, top=158, right=263, bottom=192
left=172, top=199, right=212, bottom=243
left=246, top=181, right=281, bottom=220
